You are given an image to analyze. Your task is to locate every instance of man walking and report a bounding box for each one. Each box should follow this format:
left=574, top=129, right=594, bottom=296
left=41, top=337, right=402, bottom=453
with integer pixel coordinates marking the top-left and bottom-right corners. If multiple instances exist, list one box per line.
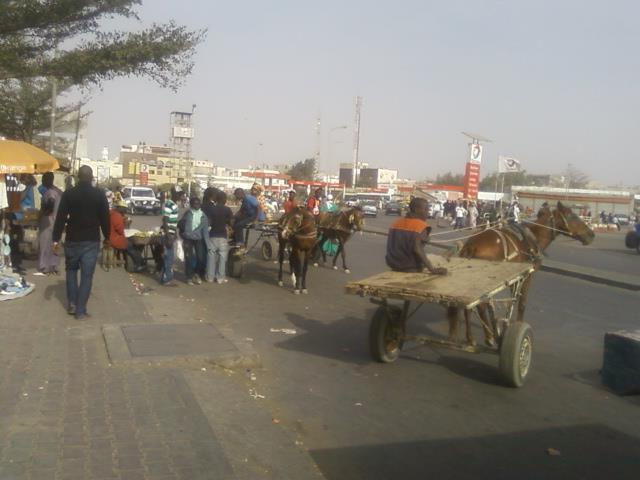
left=52, top=166, right=109, bottom=320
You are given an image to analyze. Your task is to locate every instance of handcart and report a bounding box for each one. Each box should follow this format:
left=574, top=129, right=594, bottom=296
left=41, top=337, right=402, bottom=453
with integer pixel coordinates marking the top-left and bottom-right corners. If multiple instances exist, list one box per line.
left=345, top=255, right=536, bottom=387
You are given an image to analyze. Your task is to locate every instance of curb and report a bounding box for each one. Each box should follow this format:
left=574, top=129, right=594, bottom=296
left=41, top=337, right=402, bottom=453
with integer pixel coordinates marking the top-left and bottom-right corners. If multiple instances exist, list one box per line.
left=102, top=323, right=261, bottom=369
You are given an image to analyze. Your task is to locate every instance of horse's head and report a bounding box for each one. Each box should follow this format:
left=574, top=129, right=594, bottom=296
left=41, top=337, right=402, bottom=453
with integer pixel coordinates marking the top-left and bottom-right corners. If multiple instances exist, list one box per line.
left=553, top=201, right=595, bottom=245
left=280, top=207, right=304, bottom=240
left=347, top=207, right=365, bottom=231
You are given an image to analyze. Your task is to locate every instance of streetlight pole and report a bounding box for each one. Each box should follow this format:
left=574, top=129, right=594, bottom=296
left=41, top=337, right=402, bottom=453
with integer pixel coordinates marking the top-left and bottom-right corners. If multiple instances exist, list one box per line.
left=328, top=126, right=347, bottom=193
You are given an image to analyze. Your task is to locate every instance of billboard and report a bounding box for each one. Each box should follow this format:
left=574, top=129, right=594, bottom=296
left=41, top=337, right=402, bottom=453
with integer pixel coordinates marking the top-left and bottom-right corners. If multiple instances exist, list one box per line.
left=172, top=127, right=194, bottom=139
left=469, top=143, right=483, bottom=164
left=463, top=161, right=481, bottom=199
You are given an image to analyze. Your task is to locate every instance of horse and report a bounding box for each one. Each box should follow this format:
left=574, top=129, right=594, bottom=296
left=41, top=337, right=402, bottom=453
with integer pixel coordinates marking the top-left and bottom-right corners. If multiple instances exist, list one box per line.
left=447, top=201, right=595, bottom=346
left=315, top=207, right=364, bottom=273
left=277, top=207, right=318, bottom=294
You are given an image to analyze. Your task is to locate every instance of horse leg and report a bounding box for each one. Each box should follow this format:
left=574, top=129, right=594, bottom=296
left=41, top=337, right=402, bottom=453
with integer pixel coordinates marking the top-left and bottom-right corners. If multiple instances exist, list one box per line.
left=463, top=309, right=475, bottom=346
left=447, top=306, right=459, bottom=341
left=315, top=237, right=326, bottom=267
left=516, top=275, right=533, bottom=322
left=476, top=303, right=496, bottom=347
left=277, top=239, right=285, bottom=287
left=290, top=249, right=301, bottom=294
left=336, top=238, right=350, bottom=273
left=301, top=249, right=309, bottom=294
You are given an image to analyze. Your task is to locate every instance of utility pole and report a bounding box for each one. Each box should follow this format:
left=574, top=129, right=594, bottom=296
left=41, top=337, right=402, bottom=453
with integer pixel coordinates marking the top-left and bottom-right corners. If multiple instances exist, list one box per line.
left=351, top=96, right=362, bottom=189
left=315, top=114, right=321, bottom=177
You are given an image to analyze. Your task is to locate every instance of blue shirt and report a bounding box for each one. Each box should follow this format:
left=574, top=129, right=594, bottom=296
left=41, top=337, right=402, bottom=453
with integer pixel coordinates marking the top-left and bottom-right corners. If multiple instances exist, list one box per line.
left=241, top=195, right=259, bottom=220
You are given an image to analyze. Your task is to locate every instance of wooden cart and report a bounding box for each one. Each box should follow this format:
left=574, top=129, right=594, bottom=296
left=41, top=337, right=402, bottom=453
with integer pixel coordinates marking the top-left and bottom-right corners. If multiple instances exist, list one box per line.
left=345, top=256, right=536, bottom=387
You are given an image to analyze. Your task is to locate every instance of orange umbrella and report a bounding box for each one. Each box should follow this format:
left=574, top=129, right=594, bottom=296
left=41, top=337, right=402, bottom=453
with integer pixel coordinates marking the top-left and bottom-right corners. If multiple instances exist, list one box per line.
left=0, top=140, right=60, bottom=174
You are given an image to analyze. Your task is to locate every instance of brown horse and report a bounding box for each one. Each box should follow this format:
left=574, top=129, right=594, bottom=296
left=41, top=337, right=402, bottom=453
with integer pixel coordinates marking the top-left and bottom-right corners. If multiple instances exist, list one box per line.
left=448, top=201, right=595, bottom=346
left=315, top=207, right=364, bottom=273
left=278, top=207, right=318, bottom=294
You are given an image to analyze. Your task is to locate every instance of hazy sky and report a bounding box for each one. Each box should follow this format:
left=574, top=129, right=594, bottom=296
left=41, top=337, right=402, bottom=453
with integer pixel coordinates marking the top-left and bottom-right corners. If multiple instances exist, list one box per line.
left=83, top=0, right=640, bottom=185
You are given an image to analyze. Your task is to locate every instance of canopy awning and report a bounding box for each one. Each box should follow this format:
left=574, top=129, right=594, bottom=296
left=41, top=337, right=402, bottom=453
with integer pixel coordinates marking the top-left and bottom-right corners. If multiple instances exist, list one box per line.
left=0, top=140, right=60, bottom=174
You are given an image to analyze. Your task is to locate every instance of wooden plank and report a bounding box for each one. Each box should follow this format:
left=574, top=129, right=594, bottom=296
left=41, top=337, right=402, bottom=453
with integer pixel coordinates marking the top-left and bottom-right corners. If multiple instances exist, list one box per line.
left=345, top=255, right=534, bottom=307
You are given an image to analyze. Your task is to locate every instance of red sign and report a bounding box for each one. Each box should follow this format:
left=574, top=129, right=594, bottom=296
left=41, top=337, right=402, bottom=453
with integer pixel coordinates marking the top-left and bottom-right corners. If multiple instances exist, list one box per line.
left=463, top=162, right=480, bottom=199
left=139, top=172, right=149, bottom=186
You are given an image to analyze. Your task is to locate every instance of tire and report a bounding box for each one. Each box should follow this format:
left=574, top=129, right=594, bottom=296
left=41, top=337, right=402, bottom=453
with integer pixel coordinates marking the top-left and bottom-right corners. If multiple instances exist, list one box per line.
left=369, top=305, right=404, bottom=363
left=261, top=240, right=274, bottom=261
left=499, top=322, right=533, bottom=388
left=227, top=254, right=244, bottom=278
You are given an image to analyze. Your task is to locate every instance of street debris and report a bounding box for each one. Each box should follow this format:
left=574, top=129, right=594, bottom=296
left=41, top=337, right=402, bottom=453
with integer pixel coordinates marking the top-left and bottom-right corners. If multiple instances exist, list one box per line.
left=245, top=337, right=254, bottom=342
left=354, top=402, right=363, bottom=407
left=201, top=367, right=207, bottom=372
left=249, top=388, right=265, bottom=399
left=270, top=328, right=297, bottom=335
left=272, top=418, right=281, bottom=424
left=546, top=448, right=561, bottom=456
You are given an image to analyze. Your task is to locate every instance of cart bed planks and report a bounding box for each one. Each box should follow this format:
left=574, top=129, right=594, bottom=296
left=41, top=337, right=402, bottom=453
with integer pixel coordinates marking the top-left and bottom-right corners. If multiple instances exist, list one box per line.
left=345, top=255, right=535, bottom=309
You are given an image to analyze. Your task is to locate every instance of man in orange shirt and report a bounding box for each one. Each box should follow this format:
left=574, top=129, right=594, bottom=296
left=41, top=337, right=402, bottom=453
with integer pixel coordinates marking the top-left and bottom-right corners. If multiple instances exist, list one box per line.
left=109, top=200, right=144, bottom=272
left=386, top=197, right=447, bottom=275
left=283, top=191, right=297, bottom=214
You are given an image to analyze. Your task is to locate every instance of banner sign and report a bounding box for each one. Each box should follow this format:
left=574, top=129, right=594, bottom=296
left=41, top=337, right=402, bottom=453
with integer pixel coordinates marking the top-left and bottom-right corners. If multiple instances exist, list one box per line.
left=463, top=161, right=481, bottom=199
left=469, top=143, right=483, bottom=164
left=498, top=155, right=521, bottom=173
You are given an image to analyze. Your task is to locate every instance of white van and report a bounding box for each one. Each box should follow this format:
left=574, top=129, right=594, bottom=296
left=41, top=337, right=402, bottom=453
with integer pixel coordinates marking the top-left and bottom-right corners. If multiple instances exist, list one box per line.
left=121, top=186, right=161, bottom=215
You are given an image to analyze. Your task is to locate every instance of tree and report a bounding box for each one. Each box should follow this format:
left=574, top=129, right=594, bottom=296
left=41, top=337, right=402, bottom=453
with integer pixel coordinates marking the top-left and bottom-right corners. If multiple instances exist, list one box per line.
left=564, top=164, right=589, bottom=189
left=434, top=171, right=465, bottom=186
left=0, top=77, right=83, bottom=145
left=0, top=1, right=206, bottom=90
left=287, top=158, right=316, bottom=181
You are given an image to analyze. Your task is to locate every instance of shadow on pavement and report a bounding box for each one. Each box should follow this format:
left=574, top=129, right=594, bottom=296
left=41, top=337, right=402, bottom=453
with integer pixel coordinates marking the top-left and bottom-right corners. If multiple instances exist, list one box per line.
left=402, top=350, right=502, bottom=386
left=309, top=424, right=640, bottom=480
left=275, top=312, right=371, bottom=366
left=43, top=279, right=67, bottom=309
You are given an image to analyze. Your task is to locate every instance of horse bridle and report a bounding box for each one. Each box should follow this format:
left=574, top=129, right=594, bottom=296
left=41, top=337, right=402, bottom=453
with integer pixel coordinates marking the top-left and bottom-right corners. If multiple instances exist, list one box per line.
left=282, top=212, right=317, bottom=240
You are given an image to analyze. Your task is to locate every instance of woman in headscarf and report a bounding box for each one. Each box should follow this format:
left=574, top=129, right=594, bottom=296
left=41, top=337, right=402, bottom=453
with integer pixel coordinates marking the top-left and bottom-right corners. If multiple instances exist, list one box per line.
left=36, top=172, right=63, bottom=275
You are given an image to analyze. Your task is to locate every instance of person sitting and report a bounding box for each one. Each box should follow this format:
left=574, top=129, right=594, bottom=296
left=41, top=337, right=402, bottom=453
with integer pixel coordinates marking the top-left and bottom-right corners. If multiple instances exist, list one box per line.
left=321, top=194, right=338, bottom=213
left=386, top=197, right=447, bottom=275
left=306, top=188, right=322, bottom=217
left=251, top=183, right=268, bottom=222
left=232, top=188, right=259, bottom=250
left=283, top=191, right=297, bottom=214
left=109, top=200, right=144, bottom=272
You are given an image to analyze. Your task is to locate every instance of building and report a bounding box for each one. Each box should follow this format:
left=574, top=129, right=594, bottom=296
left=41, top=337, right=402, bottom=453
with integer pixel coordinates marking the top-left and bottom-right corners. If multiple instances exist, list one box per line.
left=357, top=168, right=398, bottom=189
left=119, top=144, right=177, bottom=186
left=511, top=186, right=635, bottom=216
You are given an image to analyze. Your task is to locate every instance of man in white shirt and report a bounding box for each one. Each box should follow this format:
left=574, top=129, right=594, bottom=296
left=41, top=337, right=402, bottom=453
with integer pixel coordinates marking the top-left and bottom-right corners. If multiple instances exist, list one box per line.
left=454, top=202, right=467, bottom=230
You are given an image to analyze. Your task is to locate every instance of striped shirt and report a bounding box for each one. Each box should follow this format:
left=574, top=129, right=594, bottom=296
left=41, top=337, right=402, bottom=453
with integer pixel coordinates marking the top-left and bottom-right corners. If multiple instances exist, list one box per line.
left=163, top=199, right=179, bottom=234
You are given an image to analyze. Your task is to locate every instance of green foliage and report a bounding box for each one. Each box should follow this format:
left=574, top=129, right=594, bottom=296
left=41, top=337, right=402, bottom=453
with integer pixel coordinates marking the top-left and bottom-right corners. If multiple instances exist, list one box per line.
left=287, top=158, right=316, bottom=181
left=0, top=1, right=206, bottom=90
left=0, top=78, right=83, bottom=146
left=434, top=171, right=465, bottom=186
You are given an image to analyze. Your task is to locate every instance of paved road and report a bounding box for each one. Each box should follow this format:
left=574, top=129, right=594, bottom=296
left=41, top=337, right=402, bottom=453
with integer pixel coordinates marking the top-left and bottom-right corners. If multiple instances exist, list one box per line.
left=128, top=211, right=640, bottom=479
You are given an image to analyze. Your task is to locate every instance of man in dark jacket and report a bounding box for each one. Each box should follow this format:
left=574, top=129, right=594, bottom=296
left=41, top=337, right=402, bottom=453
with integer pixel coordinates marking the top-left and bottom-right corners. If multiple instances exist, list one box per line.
left=386, top=197, right=447, bottom=275
left=52, top=166, right=109, bottom=319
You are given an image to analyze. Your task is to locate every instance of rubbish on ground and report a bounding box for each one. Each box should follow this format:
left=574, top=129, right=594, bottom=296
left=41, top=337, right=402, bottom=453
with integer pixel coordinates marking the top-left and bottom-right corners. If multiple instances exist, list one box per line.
left=245, top=337, right=254, bottom=342
left=354, top=402, right=363, bottom=407
left=201, top=367, right=207, bottom=372
left=546, top=448, right=561, bottom=456
left=270, top=328, right=297, bottom=335
left=249, top=388, right=265, bottom=399
left=272, top=418, right=281, bottom=424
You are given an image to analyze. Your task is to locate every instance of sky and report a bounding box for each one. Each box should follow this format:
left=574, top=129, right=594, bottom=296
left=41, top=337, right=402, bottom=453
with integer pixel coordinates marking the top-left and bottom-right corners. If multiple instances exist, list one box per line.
left=82, top=0, right=640, bottom=186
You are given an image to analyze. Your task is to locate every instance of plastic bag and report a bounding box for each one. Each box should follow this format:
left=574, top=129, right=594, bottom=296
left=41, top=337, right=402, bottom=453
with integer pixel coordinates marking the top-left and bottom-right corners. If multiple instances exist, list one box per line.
left=175, top=238, right=185, bottom=262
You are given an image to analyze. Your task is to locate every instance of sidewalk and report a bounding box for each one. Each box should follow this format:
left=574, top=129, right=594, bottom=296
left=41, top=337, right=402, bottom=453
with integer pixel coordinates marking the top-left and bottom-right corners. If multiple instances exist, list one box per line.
left=0, top=262, right=321, bottom=480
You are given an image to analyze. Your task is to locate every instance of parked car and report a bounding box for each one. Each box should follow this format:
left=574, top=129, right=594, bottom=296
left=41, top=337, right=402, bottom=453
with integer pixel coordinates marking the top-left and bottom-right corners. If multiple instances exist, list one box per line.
left=361, top=200, right=378, bottom=217
left=385, top=202, right=402, bottom=215
left=122, top=186, right=161, bottom=215
left=613, top=213, right=631, bottom=226
left=345, top=196, right=358, bottom=207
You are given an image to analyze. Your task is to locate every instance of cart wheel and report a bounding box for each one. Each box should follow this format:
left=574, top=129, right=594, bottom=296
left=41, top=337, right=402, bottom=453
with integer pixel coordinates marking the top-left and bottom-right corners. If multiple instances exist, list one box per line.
left=369, top=305, right=404, bottom=363
left=261, top=240, right=274, bottom=261
left=499, top=322, right=533, bottom=388
left=227, top=254, right=244, bottom=278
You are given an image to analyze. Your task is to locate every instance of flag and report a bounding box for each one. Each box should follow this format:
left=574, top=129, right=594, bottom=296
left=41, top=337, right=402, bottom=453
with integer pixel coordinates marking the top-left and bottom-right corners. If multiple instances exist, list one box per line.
left=498, top=155, right=521, bottom=173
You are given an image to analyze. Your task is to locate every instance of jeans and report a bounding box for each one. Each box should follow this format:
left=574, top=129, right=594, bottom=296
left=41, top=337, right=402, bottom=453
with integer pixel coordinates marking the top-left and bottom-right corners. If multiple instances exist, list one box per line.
left=233, top=217, right=252, bottom=245
left=161, top=235, right=175, bottom=284
left=206, top=236, right=229, bottom=281
left=184, top=238, right=207, bottom=280
left=126, top=240, right=143, bottom=268
left=64, top=241, right=100, bottom=316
